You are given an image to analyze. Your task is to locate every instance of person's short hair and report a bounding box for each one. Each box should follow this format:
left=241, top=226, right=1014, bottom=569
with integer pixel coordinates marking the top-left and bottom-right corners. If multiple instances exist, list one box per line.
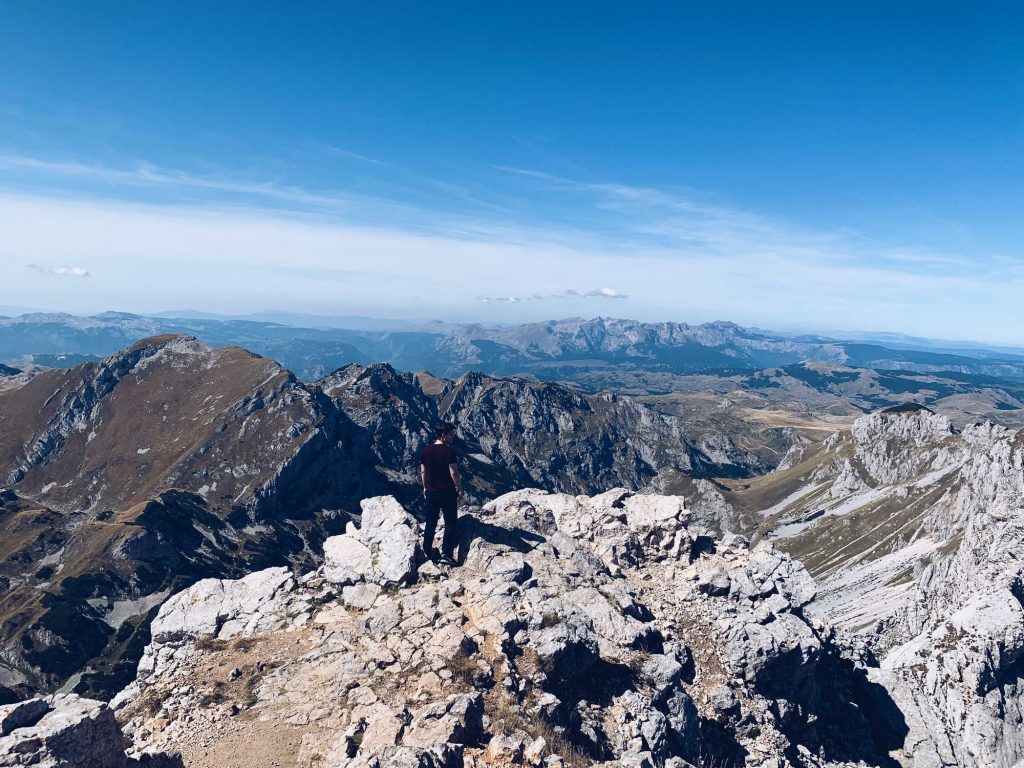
left=435, top=421, right=456, bottom=439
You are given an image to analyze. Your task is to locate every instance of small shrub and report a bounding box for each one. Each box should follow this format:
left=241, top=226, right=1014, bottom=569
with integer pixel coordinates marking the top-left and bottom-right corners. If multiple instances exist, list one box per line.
left=625, top=651, right=648, bottom=676
left=446, top=649, right=480, bottom=690
left=229, top=636, right=257, bottom=652
left=515, top=646, right=543, bottom=681
left=194, top=635, right=229, bottom=652
left=483, top=689, right=589, bottom=768
left=199, top=681, right=228, bottom=707
left=242, top=675, right=260, bottom=708
left=539, top=612, right=561, bottom=629
left=138, top=686, right=165, bottom=717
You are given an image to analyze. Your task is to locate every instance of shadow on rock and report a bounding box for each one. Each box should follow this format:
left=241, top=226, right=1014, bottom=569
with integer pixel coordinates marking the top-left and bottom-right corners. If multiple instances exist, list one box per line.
left=455, top=516, right=545, bottom=562
left=758, top=645, right=908, bottom=767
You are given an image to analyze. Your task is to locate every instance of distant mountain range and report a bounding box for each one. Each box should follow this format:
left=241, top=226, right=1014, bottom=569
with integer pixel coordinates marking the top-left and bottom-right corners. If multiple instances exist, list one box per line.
left=4, top=312, right=1024, bottom=384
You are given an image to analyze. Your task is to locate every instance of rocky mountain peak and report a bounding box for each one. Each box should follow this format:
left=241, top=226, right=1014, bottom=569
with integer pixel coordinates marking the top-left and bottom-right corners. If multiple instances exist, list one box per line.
left=0, top=337, right=775, bottom=702
left=107, top=489, right=901, bottom=768
left=0, top=334, right=314, bottom=515
left=847, top=406, right=957, bottom=485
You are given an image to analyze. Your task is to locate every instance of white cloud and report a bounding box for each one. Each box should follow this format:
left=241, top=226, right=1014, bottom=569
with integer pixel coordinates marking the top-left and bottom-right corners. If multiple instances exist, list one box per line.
left=27, top=264, right=90, bottom=277
left=478, top=287, right=628, bottom=304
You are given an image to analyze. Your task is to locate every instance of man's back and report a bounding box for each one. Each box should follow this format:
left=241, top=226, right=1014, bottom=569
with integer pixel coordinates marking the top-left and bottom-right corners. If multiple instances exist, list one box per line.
left=421, top=442, right=456, bottom=491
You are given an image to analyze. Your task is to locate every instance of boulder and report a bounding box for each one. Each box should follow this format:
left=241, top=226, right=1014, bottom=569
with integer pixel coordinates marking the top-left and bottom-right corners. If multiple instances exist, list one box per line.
left=622, top=494, right=685, bottom=531
left=342, top=583, right=382, bottom=611
left=0, top=699, right=48, bottom=737
left=696, top=567, right=731, bottom=597
left=0, top=695, right=128, bottom=768
left=485, top=731, right=527, bottom=761
left=324, top=536, right=374, bottom=586
left=562, top=587, right=656, bottom=650
left=330, top=744, right=458, bottom=768
left=529, top=614, right=600, bottom=684
left=324, top=496, right=418, bottom=588
left=357, top=496, right=420, bottom=585
left=149, top=567, right=297, bottom=643
left=404, top=693, right=484, bottom=748
left=359, top=708, right=406, bottom=751
left=640, top=654, right=684, bottom=699
left=708, top=685, right=739, bottom=715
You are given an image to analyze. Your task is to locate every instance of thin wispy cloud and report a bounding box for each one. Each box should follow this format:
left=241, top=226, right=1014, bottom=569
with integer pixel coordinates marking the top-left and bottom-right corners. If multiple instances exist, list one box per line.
left=320, top=144, right=393, bottom=167
left=0, top=154, right=357, bottom=212
left=494, top=165, right=984, bottom=278
left=2, top=151, right=1022, bottom=342
left=27, top=264, right=90, bottom=277
left=0, top=153, right=520, bottom=227
left=478, top=288, right=628, bottom=304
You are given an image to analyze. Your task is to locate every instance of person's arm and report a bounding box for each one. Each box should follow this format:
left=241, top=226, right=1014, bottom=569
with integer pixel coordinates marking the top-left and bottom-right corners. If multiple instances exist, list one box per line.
left=449, top=462, right=463, bottom=498
left=420, top=460, right=427, bottom=496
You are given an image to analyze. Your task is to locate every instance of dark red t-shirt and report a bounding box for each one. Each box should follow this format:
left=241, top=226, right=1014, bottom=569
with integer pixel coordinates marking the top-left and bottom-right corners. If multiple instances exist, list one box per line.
left=420, top=443, right=457, bottom=491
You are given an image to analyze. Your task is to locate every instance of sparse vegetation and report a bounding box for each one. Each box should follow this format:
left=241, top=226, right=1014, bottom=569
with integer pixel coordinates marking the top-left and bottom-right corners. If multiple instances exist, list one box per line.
left=624, top=650, right=650, bottom=677
left=241, top=674, right=260, bottom=708
left=138, top=685, right=166, bottom=717
left=229, top=636, right=257, bottom=652
left=446, top=648, right=481, bottom=690
left=194, top=635, right=230, bottom=652
left=198, top=681, right=228, bottom=708
left=539, top=611, right=561, bottom=629
left=484, top=688, right=590, bottom=768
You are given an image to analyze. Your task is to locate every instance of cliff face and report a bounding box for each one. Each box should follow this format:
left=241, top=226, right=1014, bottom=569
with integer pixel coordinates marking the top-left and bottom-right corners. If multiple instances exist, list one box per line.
left=723, top=407, right=1024, bottom=766
left=438, top=372, right=724, bottom=493
left=329, top=364, right=764, bottom=498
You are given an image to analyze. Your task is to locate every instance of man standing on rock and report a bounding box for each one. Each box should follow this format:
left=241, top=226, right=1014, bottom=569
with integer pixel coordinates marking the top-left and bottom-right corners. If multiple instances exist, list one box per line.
left=420, top=421, right=463, bottom=564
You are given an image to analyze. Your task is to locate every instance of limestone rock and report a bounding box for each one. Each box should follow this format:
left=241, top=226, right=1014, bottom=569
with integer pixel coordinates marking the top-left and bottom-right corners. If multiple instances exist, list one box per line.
left=404, top=693, right=483, bottom=748
left=324, top=496, right=418, bottom=588
left=528, top=614, right=600, bottom=684
left=696, top=567, right=731, bottom=597
left=323, top=535, right=374, bottom=586
left=0, top=699, right=48, bottom=737
left=342, top=583, right=383, bottom=611
left=116, top=489, right=909, bottom=768
left=0, top=694, right=180, bottom=768
left=149, top=567, right=298, bottom=644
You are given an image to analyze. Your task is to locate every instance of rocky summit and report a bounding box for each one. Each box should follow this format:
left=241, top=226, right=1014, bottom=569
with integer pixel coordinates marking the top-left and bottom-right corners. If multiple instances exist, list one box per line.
left=96, top=489, right=903, bottom=768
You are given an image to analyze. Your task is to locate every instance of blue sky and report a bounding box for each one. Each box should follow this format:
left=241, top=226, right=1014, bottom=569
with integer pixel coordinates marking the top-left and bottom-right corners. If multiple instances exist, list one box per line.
left=1, top=2, right=1023, bottom=341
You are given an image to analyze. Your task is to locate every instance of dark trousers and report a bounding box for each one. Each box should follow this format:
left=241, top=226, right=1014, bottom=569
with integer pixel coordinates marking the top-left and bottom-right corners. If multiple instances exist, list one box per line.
left=423, top=489, right=459, bottom=558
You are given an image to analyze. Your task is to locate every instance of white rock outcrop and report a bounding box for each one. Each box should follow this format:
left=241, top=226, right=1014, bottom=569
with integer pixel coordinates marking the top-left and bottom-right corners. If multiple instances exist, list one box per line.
left=148, top=566, right=304, bottom=645
left=117, top=490, right=896, bottom=768
left=767, top=407, right=1024, bottom=767
left=0, top=694, right=180, bottom=768
left=324, top=495, right=419, bottom=587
